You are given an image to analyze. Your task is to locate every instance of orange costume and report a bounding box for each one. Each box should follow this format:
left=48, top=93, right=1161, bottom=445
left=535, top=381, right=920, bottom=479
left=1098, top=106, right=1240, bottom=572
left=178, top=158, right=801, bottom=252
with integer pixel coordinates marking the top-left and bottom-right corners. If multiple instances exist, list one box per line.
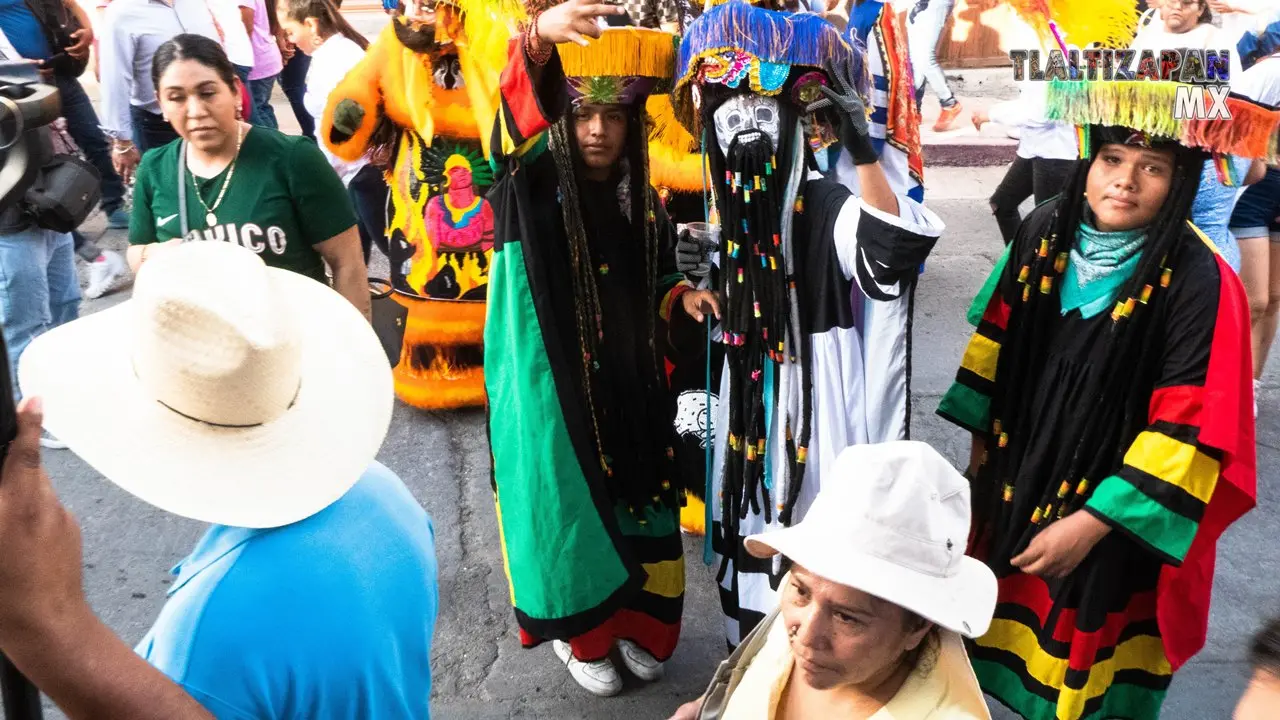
left=320, top=4, right=511, bottom=410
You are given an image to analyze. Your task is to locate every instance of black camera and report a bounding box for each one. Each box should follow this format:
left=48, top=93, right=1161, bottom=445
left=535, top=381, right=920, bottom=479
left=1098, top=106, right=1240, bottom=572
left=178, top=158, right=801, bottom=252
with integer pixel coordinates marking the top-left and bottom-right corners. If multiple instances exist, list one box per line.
left=0, top=60, right=100, bottom=234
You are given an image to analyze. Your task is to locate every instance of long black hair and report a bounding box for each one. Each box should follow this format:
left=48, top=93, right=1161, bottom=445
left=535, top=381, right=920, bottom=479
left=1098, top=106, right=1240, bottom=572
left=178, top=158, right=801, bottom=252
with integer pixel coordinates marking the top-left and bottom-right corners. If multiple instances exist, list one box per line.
left=152, top=34, right=238, bottom=92
left=975, top=127, right=1207, bottom=560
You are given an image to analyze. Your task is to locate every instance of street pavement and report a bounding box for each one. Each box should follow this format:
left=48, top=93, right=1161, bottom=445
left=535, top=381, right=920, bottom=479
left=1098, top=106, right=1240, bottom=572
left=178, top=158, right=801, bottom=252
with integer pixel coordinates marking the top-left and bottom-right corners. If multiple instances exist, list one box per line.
left=34, top=164, right=1278, bottom=719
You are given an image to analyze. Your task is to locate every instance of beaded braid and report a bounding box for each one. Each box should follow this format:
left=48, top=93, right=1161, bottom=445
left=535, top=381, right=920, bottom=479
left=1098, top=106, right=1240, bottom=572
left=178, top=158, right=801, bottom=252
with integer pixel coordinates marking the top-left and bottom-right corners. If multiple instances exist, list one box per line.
left=720, top=139, right=793, bottom=527
left=978, top=144, right=1206, bottom=559
left=549, top=118, right=610, bottom=478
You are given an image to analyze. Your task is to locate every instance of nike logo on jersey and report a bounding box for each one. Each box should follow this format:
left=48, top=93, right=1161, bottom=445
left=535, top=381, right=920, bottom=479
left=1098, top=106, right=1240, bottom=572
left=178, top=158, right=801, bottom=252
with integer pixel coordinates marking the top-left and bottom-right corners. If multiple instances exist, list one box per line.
left=158, top=214, right=178, bottom=227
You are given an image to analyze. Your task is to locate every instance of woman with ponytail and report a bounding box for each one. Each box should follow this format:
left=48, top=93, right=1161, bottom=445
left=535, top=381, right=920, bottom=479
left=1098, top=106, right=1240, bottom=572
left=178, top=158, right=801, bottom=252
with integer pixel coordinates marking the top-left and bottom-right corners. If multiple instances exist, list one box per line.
left=280, top=0, right=390, bottom=262
left=939, top=95, right=1264, bottom=717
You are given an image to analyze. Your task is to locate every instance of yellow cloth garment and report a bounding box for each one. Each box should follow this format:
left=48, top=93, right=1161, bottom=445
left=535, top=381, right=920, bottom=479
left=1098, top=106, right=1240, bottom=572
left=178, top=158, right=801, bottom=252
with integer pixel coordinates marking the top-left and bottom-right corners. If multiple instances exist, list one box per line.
left=721, top=613, right=992, bottom=720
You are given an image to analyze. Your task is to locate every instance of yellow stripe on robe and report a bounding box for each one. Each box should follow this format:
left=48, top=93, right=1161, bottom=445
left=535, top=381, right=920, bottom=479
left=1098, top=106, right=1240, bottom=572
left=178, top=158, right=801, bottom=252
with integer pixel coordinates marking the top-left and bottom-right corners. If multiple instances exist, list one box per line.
left=1123, top=431, right=1220, bottom=504
left=976, top=619, right=1172, bottom=719
left=493, top=492, right=518, bottom=606
left=960, top=332, right=1001, bottom=383
left=641, top=558, right=685, bottom=599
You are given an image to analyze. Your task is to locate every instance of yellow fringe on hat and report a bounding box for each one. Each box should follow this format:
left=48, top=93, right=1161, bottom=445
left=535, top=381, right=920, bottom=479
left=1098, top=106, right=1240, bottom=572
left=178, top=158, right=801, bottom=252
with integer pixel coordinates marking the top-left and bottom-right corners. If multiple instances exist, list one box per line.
left=558, top=27, right=679, bottom=85
left=1046, top=80, right=1186, bottom=139
left=1007, top=0, right=1139, bottom=51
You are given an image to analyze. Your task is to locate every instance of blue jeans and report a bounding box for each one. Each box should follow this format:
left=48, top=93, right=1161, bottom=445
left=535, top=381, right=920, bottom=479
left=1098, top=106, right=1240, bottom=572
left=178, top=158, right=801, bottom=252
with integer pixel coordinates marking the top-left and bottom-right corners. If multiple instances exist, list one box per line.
left=249, top=75, right=280, bottom=130
left=349, top=164, right=389, bottom=262
left=907, top=0, right=957, bottom=106
left=280, top=52, right=314, bottom=140
left=0, top=228, right=79, bottom=401
left=233, top=64, right=256, bottom=125
left=130, top=105, right=180, bottom=155
left=54, top=74, right=126, bottom=213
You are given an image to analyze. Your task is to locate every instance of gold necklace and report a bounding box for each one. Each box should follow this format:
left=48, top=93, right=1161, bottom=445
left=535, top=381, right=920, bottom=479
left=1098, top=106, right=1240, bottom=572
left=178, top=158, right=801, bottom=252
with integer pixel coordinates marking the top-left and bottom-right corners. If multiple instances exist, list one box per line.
left=189, top=124, right=245, bottom=227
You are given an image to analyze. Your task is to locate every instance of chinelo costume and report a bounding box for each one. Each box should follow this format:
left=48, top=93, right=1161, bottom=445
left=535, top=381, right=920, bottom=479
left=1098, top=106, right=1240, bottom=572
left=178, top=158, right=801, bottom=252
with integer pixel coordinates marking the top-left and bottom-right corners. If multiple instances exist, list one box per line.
left=938, top=77, right=1277, bottom=719
left=483, top=19, right=690, bottom=694
left=673, top=0, right=945, bottom=645
left=319, top=0, right=512, bottom=410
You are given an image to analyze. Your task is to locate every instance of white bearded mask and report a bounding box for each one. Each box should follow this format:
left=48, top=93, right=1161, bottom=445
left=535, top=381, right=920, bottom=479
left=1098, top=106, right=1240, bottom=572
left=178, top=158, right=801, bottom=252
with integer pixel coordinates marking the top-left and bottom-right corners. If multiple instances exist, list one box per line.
left=712, top=95, right=781, bottom=158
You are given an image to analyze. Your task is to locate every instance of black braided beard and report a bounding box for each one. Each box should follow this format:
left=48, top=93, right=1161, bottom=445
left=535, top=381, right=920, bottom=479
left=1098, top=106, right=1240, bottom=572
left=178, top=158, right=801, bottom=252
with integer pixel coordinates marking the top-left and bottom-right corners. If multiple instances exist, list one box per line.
left=719, top=132, right=791, bottom=531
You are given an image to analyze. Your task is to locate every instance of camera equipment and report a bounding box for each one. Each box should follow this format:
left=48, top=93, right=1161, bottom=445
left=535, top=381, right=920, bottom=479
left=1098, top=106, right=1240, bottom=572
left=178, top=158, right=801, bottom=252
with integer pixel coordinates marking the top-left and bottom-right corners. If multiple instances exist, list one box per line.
left=0, top=60, right=99, bottom=235
left=0, top=59, right=56, bottom=720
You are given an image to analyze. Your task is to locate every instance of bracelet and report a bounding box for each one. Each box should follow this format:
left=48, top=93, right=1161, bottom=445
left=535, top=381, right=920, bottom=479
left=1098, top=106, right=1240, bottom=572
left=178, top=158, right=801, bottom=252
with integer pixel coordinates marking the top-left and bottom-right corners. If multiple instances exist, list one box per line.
left=523, top=10, right=552, bottom=66
left=112, top=141, right=135, bottom=155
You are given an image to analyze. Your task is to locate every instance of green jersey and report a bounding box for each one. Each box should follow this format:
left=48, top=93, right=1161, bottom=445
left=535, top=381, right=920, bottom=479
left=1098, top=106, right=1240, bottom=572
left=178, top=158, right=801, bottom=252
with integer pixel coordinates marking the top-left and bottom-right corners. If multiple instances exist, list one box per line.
left=130, top=127, right=358, bottom=282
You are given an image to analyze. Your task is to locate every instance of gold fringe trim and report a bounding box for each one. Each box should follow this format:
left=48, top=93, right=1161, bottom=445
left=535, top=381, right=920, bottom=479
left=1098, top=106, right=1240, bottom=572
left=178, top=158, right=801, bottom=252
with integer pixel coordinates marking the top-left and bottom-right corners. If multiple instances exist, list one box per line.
left=558, top=28, right=679, bottom=84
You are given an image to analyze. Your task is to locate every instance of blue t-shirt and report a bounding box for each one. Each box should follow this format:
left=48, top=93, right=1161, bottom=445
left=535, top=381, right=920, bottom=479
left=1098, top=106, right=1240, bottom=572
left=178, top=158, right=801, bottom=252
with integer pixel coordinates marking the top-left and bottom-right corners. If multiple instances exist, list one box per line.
left=137, top=463, right=438, bottom=719
left=0, top=0, right=50, bottom=60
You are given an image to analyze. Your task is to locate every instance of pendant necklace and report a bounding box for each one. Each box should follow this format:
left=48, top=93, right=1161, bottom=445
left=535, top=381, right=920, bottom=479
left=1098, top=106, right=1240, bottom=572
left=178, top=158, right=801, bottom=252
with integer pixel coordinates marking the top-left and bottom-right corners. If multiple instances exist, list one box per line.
left=188, top=123, right=245, bottom=227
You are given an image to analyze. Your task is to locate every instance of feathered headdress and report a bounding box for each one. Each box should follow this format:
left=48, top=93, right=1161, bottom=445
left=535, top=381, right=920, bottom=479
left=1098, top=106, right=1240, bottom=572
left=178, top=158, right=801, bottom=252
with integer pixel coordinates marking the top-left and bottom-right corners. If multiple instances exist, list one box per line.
left=1004, top=0, right=1140, bottom=54
left=672, top=0, right=859, bottom=132
left=1046, top=80, right=1280, bottom=165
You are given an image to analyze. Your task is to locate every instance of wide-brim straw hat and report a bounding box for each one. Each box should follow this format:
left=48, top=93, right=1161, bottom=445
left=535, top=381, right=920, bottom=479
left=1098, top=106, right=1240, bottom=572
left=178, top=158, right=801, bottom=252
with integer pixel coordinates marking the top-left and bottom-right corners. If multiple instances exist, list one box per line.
left=20, top=241, right=394, bottom=528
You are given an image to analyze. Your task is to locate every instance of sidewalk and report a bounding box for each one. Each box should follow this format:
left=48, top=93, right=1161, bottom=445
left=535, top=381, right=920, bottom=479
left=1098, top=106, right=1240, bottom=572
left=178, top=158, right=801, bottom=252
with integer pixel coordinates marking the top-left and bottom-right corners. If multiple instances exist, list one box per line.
left=919, top=66, right=1020, bottom=167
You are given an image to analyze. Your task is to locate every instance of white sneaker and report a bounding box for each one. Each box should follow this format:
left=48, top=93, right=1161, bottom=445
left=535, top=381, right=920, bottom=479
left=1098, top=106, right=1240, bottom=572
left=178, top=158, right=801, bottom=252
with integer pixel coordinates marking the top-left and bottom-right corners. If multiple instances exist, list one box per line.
left=39, top=431, right=67, bottom=450
left=552, top=640, right=623, bottom=697
left=85, top=250, right=128, bottom=300
left=617, top=639, right=664, bottom=682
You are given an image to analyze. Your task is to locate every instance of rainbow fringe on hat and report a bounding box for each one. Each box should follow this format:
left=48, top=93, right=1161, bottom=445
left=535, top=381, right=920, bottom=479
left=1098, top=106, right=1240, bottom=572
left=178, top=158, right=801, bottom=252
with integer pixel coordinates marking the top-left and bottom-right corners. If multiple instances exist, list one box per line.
left=672, top=0, right=855, bottom=131
left=1046, top=80, right=1280, bottom=163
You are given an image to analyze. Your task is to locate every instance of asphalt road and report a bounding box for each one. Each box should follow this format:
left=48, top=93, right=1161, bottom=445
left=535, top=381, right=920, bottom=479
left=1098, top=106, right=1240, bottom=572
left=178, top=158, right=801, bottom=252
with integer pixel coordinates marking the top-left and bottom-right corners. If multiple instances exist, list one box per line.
left=31, top=164, right=1279, bottom=719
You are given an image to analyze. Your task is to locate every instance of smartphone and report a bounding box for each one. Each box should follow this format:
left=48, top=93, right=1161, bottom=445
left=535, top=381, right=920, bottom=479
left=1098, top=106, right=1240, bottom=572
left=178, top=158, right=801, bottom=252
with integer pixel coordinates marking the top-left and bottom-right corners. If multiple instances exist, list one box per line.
left=0, top=334, right=42, bottom=718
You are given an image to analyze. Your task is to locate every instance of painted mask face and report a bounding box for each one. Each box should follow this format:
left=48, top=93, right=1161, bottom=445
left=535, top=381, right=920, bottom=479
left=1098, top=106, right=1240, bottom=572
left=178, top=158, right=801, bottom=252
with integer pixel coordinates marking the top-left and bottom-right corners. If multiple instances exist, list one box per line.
left=712, top=95, right=781, bottom=157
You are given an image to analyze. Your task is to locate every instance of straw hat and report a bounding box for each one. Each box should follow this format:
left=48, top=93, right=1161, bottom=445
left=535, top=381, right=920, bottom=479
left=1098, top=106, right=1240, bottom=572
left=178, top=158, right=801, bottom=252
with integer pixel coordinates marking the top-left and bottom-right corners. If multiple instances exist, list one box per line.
left=19, top=241, right=394, bottom=529
left=744, top=441, right=998, bottom=638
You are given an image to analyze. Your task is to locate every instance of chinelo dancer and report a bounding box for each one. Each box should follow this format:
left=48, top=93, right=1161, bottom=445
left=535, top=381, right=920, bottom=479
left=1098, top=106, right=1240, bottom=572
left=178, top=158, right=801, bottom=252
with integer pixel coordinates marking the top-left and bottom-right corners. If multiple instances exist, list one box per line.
left=483, top=0, right=702, bottom=697
left=937, top=78, right=1276, bottom=719
left=672, top=0, right=944, bottom=646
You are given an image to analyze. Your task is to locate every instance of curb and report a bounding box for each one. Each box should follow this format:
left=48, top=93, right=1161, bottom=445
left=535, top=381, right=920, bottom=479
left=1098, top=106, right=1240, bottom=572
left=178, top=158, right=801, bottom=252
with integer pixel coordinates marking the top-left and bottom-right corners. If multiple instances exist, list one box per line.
left=924, top=141, right=1018, bottom=168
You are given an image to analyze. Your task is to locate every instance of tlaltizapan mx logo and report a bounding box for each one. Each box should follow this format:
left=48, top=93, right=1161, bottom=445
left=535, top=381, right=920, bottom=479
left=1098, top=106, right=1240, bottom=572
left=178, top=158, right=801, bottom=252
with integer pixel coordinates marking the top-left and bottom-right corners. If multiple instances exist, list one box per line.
left=1010, top=48, right=1234, bottom=120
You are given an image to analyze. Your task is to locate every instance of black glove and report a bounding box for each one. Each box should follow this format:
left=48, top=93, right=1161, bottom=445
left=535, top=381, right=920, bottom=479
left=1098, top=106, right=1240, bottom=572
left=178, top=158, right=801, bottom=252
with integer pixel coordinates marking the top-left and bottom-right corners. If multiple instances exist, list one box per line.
left=806, top=57, right=878, bottom=166
left=676, top=227, right=712, bottom=279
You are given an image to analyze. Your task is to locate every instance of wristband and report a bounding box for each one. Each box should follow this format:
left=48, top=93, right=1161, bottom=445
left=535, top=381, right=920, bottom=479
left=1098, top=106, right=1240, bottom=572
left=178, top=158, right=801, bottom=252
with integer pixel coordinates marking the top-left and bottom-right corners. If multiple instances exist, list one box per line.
left=523, top=12, right=552, bottom=66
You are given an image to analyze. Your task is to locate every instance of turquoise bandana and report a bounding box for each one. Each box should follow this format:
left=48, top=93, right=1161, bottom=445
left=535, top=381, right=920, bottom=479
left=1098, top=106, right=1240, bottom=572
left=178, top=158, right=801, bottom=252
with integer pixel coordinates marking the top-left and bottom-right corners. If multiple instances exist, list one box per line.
left=1061, top=218, right=1146, bottom=319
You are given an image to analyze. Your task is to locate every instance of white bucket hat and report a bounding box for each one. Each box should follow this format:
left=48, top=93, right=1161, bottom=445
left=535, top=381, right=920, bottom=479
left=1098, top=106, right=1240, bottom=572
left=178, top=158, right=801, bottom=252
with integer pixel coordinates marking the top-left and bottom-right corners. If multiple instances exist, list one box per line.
left=744, top=441, right=998, bottom=638
left=19, top=241, right=394, bottom=529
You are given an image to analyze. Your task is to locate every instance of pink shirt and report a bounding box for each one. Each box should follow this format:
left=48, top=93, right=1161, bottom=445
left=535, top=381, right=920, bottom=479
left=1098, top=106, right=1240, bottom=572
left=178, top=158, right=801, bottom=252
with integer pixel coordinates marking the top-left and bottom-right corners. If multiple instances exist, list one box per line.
left=247, top=0, right=281, bottom=80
